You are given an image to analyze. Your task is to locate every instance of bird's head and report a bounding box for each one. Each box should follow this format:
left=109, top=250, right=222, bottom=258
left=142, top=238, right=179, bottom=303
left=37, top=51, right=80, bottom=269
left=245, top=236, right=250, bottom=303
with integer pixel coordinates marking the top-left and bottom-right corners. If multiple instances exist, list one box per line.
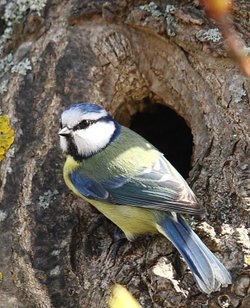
left=59, top=103, right=120, bottom=160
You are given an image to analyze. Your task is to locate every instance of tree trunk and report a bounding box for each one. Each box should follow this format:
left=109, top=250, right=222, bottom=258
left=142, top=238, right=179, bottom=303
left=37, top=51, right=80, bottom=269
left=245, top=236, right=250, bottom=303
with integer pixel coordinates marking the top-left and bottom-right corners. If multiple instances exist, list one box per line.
left=0, top=1, right=249, bottom=307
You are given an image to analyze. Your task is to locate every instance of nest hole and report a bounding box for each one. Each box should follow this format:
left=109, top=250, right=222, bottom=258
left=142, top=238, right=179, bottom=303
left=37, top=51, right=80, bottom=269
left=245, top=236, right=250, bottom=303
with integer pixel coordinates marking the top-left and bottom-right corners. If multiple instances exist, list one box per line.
left=130, top=102, right=193, bottom=179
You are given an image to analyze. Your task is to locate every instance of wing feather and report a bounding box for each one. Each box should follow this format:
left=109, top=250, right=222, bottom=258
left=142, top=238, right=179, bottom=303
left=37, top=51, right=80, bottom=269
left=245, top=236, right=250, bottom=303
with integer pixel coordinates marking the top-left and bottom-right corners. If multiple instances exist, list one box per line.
left=70, top=155, right=204, bottom=215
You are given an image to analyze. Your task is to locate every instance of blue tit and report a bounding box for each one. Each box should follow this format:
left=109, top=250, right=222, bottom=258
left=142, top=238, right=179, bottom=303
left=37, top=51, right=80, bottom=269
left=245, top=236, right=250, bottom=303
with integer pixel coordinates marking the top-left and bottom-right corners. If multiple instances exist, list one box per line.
left=59, top=103, right=231, bottom=294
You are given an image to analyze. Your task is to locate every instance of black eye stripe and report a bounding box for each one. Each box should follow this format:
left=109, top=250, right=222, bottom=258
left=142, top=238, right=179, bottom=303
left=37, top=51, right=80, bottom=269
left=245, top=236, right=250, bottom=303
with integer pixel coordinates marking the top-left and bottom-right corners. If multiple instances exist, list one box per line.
left=73, top=119, right=97, bottom=131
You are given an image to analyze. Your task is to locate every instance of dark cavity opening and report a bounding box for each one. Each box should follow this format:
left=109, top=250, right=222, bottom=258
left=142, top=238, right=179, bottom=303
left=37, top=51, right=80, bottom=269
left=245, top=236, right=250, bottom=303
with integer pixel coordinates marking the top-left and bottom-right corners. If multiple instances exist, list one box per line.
left=130, top=102, right=193, bottom=179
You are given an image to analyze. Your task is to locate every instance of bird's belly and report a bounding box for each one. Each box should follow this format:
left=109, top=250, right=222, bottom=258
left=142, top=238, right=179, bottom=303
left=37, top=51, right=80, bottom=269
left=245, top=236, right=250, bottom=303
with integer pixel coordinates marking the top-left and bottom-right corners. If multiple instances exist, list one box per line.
left=89, top=199, right=157, bottom=240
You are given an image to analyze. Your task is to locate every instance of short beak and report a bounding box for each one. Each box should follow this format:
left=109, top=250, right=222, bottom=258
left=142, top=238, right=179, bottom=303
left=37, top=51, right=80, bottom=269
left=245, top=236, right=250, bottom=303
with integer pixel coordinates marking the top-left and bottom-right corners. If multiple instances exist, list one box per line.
left=58, top=126, right=71, bottom=136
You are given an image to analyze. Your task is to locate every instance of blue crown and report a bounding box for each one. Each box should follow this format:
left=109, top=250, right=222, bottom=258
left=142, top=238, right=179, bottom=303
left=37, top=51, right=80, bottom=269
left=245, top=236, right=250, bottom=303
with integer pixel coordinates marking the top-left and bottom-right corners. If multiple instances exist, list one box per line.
left=68, top=103, right=105, bottom=114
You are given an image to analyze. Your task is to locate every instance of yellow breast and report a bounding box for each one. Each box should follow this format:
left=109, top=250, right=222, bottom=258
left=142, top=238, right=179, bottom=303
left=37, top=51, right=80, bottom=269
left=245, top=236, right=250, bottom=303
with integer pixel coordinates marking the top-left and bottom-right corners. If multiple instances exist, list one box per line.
left=89, top=199, right=157, bottom=240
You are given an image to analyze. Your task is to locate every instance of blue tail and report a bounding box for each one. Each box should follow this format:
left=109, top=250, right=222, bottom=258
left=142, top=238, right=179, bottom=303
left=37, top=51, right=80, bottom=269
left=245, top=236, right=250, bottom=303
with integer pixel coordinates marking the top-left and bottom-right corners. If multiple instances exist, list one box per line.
left=156, top=214, right=231, bottom=293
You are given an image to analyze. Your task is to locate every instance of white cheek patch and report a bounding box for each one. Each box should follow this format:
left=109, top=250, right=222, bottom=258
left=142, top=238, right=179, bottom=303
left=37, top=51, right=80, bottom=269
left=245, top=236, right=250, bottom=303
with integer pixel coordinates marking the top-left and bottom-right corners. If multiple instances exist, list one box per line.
left=60, top=136, right=68, bottom=153
left=73, top=121, right=115, bottom=156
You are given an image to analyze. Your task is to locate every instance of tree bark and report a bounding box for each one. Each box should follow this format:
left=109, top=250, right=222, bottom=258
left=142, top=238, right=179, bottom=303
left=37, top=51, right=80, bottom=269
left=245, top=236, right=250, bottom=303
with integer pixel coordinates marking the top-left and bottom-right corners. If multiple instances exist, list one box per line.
left=0, top=0, right=249, bottom=307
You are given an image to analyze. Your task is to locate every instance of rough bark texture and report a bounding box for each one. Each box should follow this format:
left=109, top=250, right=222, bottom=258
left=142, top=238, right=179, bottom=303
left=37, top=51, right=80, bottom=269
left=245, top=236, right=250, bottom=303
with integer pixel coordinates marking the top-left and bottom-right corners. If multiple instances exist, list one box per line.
left=0, top=0, right=249, bottom=307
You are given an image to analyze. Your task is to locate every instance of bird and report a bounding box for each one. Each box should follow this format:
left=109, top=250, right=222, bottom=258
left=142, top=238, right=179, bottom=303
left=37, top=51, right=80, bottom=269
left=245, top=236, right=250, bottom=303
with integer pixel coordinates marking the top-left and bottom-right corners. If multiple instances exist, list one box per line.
left=58, top=102, right=231, bottom=294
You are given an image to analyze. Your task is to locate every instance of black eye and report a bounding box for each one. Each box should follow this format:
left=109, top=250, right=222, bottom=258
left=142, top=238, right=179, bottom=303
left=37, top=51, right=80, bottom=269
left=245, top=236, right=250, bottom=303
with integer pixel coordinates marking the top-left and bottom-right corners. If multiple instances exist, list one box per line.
left=74, top=120, right=91, bottom=130
left=59, top=120, right=62, bottom=129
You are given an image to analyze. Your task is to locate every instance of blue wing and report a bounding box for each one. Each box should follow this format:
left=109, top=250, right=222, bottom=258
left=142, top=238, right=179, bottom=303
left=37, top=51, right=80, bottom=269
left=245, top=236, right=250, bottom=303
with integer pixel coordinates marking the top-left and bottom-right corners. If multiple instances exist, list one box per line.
left=70, top=156, right=204, bottom=215
left=71, top=172, right=109, bottom=200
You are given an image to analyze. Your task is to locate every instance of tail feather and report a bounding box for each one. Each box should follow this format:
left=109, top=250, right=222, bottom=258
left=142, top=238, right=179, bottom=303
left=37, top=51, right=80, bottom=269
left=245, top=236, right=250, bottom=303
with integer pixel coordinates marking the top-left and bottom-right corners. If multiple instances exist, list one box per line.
left=156, top=214, right=231, bottom=294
